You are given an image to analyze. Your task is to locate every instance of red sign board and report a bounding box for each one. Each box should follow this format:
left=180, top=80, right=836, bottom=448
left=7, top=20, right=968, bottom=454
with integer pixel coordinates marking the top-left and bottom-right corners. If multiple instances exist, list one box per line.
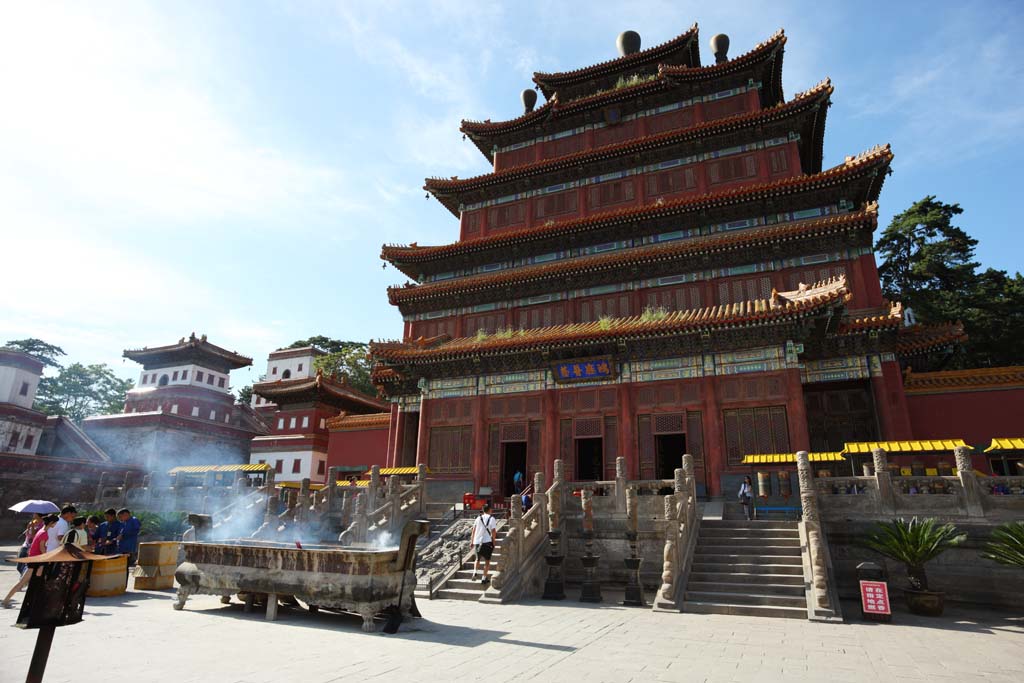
left=859, top=580, right=891, bottom=615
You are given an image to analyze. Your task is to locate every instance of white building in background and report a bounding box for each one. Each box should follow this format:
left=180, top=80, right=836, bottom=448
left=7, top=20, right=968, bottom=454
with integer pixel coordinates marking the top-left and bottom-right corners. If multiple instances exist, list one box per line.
left=0, top=349, right=45, bottom=454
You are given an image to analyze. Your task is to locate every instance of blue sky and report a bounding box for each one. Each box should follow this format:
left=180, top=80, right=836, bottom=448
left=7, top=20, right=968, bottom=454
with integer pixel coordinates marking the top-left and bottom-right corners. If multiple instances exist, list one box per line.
left=2, top=1, right=1022, bottom=390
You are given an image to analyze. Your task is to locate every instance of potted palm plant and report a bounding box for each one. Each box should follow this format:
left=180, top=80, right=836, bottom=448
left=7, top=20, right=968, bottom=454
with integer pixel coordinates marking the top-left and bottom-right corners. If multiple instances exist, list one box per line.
left=982, top=521, right=1024, bottom=568
left=862, top=517, right=966, bottom=616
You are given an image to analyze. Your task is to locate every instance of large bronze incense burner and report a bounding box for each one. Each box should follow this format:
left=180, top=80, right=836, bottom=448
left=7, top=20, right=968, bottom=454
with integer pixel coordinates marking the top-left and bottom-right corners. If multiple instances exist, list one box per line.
left=174, top=519, right=428, bottom=632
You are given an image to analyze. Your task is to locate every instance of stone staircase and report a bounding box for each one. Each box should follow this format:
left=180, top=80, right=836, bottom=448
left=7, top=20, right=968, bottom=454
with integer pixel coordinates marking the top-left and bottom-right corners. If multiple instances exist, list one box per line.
left=683, top=519, right=807, bottom=619
left=433, top=526, right=509, bottom=601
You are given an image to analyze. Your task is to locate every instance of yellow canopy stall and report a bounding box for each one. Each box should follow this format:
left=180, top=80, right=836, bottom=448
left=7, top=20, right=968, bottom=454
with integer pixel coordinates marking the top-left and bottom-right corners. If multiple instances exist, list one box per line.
left=168, top=463, right=271, bottom=474
left=841, top=439, right=968, bottom=454
left=365, top=466, right=429, bottom=476
left=740, top=452, right=844, bottom=464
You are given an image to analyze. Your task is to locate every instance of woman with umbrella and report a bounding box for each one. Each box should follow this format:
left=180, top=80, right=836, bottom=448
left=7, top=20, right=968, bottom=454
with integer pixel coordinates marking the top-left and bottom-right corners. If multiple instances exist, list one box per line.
left=7, top=501, right=59, bottom=575
left=3, top=514, right=58, bottom=608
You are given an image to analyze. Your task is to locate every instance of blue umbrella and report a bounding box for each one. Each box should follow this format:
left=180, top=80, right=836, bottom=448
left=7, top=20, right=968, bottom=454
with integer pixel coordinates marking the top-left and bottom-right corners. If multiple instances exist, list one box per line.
left=8, top=500, right=60, bottom=514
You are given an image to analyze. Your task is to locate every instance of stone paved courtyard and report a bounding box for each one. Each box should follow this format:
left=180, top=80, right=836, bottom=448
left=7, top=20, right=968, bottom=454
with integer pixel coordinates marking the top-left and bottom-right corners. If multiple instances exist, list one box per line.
left=0, top=546, right=1021, bottom=683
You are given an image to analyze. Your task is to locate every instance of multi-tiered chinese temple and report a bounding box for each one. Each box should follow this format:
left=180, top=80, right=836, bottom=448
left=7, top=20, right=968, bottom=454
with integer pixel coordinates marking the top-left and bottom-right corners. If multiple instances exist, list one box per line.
left=371, top=27, right=916, bottom=497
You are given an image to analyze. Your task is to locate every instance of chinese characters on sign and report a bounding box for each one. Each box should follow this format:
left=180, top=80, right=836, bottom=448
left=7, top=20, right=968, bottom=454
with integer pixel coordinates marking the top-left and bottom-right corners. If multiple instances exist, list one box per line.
left=552, top=358, right=615, bottom=383
left=859, top=580, right=890, bottom=615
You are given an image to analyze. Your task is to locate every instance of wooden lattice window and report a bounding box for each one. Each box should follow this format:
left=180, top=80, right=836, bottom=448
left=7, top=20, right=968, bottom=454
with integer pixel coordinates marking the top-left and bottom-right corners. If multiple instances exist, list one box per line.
left=686, top=410, right=705, bottom=469
left=722, top=406, right=790, bottom=466
left=587, top=179, right=635, bottom=209
left=574, top=417, right=603, bottom=438
left=645, top=167, right=697, bottom=198
left=559, top=419, right=574, bottom=480
left=703, top=94, right=749, bottom=121
left=427, top=425, right=473, bottom=474
left=707, top=154, right=758, bottom=185
left=541, top=135, right=584, bottom=160
left=579, top=293, right=633, bottom=322
left=646, top=107, right=695, bottom=135
left=653, top=413, right=685, bottom=434
left=593, top=120, right=636, bottom=147
left=645, top=284, right=701, bottom=312
left=464, top=312, right=506, bottom=335
left=487, top=203, right=526, bottom=231
left=534, top=190, right=578, bottom=219
left=637, top=414, right=656, bottom=479
left=516, top=302, right=566, bottom=330
left=603, top=416, right=619, bottom=480
left=528, top=420, right=542, bottom=474
left=461, top=210, right=482, bottom=238
left=768, top=148, right=789, bottom=175
left=500, top=422, right=527, bottom=442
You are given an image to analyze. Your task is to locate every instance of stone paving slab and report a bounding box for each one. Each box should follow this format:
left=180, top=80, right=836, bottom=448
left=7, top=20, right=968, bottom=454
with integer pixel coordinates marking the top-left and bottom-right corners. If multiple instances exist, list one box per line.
left=0, top=545, right=1021, bottom=683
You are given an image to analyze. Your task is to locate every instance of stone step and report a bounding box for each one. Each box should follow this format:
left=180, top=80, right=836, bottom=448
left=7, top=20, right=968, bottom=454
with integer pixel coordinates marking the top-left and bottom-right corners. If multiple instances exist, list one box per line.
left=699, top=527, right=799, bottom=538
left=692, top=553, right=803, bottom=565
left=701, top=520, right=797, bottom=530
left=453, top=569, right=502, bottom=580
left=684, top=590, right=807, bottom=609
left=687, top=581, right=806, bottom=597
left=446, top=577, right=498, bottom=590
left=689, top=571, right=805, bottom=586
left=698, top=536, right=800, bottom=547
left=694, top=544, right=801, bottom=556
left=434, top=588, right=486, bottom=601
left=683, top=600, right=807, bottom=619
left=690, top=561, right=804, bottom=576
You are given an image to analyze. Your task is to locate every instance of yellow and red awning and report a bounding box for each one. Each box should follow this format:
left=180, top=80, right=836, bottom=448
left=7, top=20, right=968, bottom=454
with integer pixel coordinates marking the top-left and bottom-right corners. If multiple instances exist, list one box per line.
left=741, top=452, right=843, bottom=464
left=842, top=439, right=968, bottom=454
left=367, top=467, right=428, bottom=476
left=168, top=463, right=270, bottom=474
left=984, top=438, right=1024, bottom=452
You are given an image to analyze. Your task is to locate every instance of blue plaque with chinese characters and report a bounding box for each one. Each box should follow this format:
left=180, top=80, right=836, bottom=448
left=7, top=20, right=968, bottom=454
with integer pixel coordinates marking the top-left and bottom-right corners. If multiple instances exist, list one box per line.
left=552, top=357, right=616, bottom=383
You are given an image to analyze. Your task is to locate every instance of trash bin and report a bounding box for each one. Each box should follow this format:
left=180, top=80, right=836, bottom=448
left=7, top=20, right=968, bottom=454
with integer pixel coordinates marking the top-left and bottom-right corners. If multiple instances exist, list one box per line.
left=856, top=561, right=892, bottom=622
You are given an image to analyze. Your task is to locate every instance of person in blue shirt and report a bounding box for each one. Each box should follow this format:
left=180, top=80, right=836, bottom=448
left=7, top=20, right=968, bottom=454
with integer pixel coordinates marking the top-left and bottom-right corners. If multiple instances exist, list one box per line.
left=96, top=508, right=122, bottom=555
left=513, top=470, right=524, bottom=494
left=116, top=508, right=142, bottom=565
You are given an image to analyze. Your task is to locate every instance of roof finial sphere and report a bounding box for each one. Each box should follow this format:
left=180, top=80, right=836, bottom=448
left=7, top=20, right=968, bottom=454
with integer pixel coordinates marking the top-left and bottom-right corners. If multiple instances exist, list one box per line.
left=710, top=33, right=730, bottom=64
left=521, top=88, right=538, bottom=113
left=617, top=30, right=641, bottom=56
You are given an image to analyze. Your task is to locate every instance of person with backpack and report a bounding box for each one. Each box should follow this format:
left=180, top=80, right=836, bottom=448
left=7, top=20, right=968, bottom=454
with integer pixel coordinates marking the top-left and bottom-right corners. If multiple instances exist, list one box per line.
left=63, top=517, right=89, bottom=547
left=470, top=503, right=498, bottom=585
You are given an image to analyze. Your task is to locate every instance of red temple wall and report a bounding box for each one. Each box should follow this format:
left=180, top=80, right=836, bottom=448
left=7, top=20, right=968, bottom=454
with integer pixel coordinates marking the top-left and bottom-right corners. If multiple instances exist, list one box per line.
left=461, top=140, right=803, bottom=240
left=492, top=89, right=762, bottom=171
left=906, top=388, right=1024, bottom=447
left=326, top=426, right=389, bottom=470
left=408, top=259, right=858, bottom=340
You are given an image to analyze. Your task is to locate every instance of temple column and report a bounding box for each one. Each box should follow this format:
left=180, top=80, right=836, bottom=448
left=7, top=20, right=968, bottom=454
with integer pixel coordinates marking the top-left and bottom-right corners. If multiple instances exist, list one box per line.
left=472, top=396, right=487, bottom=492
left=617, top=383, right=637, bottom=479
left=785, top=368, right=810, bottom=452
left=871, top=358, right=912, bottom=440
left=701, top=375, right=724, bottom=496
left=390, top=407, right=406, bottom=469
left=415, top=399, right=429, bottom=467
left=385, top=403, right=400, bottom=468
left=542, top=388, right=559, bottom=487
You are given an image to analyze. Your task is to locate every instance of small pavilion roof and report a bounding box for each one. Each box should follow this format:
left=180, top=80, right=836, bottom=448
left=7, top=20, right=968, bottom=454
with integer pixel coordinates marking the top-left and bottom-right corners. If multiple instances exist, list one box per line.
left=253, top=371, right=386, bottom=413
left=837, top=301, right=905, bottom=335
left=462, top=30, right=785, bottom=160
left=897, top=322, right=968, bottom=358
left=532, top=24, right=700, bottom=100
left=385, top=144, right=893, bottom=278
left=372, top=276, right=850, bottom=364
left=123, top=333, right=252, bottom=372
left=431, top=78, right=831, bottom=215
left=903, top=365, right=1024, bottom=395
left=325, top=411, right=391, bottom=431
left=388, top=206, right=877, bottom=309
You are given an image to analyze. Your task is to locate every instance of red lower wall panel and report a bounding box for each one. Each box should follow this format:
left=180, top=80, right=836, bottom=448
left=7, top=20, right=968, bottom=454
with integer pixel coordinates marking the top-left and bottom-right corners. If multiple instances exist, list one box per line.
left=327, top=428, right=389, bottom=470
left=907, top=389, right=1024, bottom=446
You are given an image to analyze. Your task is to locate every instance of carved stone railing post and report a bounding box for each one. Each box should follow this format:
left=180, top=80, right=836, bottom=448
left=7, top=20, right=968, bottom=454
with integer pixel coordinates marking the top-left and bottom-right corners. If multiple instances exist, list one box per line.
left=368, top=465, right=381, bottom=511
left=622, top=485, right=645, bottom=606
left=658, top=493, right=680, bottom=604
left=387, top=475, right=401, bottom=531
left=417, top=463, right=428, bottom=514
left=542, top=460, right=566, bottom=600
left=579, top=488, right=602, bottom=603
left=325, top=467, right=341, bottom=511
left=533, top=472, right=547, bottom=534
left=797, top=450, right=831, bottom=611
left=297, top=478, right=311, bottom=524
left=872, top=448, right=896, bottom=515
left=615, top=456, right=627, bottom=513
left=955, top=446, right=984, bottom=517
left=339, top=492, right=368, bottom=545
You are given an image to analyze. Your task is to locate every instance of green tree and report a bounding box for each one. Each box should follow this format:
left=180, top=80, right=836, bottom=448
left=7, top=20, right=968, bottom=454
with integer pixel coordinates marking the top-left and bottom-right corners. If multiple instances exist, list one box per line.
left=876, top=196, right=1024, bottom=368
left=286, top=336, right=375, bottom=396
left=36, top=363, right=134, bottom=422
left=3, top=338, right=67, bottom=368
left=235, top=385, right=253, bottom=405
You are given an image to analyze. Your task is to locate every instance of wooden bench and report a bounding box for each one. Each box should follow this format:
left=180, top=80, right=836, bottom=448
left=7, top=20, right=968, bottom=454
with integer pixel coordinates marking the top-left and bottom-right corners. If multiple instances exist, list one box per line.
left=753, top=505, right=802, bottom=520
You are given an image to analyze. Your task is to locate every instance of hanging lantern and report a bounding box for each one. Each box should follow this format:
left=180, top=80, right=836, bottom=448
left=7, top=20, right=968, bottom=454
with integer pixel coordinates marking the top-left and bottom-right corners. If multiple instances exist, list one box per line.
left=756, top=471, right=772, bottom=499
left=777, top=470, right=792, bottom=499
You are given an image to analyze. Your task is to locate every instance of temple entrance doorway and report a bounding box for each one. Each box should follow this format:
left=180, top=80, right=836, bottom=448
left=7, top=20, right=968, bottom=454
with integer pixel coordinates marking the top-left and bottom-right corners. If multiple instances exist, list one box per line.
left=501, top=442, right=527, bottom=497
left=576, top=438, right=603, bottom=480
left=655, top=433, right=686, bottom=480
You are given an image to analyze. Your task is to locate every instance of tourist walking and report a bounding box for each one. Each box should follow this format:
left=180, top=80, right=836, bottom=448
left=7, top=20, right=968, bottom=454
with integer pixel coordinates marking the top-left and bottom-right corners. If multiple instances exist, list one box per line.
left=95, top=508, right=122, bottom=555
left=3, top=514, right=57, bottom=608
left=471, top=503, right=498, bottom=584
left=47, top=505, right=76, bottom=552
left=738, top=476, right=754, bottom=521
left=16, top=513, right=43, bottom=575
left=116, top=508, right=142, bottom=565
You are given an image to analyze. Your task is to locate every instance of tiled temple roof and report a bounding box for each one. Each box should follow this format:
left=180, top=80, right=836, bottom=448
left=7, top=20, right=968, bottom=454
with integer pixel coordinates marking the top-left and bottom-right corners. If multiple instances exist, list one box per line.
left=123, top=332, right=252, bottom=371
left=430, top=78, right=831, bottom=215
left=384, top=144, right=893, bottom=277
left=904, top=365, right=1024, bottom=395
left=897, top=322, right=968, bottom=357
left=387, top=206, right=877, bottom=308
left=838, top=301, right=905, bottom=334
left=532, top=24, right=700, bottom=100
left=461, top=30, right=785, bottom=159
left=253, top=370, right=387, bottom=412
left=372, top=276, right=850, bottom=363
left=325, top=411, right=391, bottom=431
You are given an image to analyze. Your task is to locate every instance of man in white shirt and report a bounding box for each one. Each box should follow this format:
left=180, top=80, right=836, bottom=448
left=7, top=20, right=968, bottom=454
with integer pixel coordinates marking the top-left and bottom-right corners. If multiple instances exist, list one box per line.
left=47, top=505, right=76, bottom=551
left=471, top=504, right=498, bottom=584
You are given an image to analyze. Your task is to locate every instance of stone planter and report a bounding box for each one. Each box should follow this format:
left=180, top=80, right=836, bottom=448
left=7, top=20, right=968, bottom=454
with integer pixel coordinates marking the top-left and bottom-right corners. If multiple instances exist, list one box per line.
left=903, top=588, right=945, bottom=616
